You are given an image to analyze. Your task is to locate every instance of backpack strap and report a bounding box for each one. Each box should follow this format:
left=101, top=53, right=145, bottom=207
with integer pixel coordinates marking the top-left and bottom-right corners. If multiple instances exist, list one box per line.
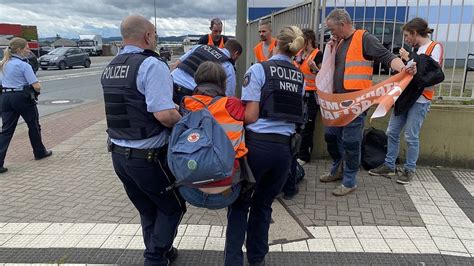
left=179, top=95, right=207, bottom=115
left=208, top=96, right=223, bottom=106
left=425, top=41, right=438, bottom=56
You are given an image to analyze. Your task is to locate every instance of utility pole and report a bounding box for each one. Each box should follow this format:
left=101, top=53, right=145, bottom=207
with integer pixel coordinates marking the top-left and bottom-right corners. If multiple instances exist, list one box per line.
left=235, top=0, right=247, bottom=97
left=154, top=0, right=157, bottom=30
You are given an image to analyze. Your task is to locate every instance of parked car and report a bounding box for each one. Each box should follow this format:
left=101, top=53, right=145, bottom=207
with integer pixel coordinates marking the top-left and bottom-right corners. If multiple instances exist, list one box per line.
left=159, top=47, right=172, bottom=61
left=39, top=46, right=53, bottom=56
left=39, top=47, right=91, bottom=70
left=0, top=49, right=39, bottom=74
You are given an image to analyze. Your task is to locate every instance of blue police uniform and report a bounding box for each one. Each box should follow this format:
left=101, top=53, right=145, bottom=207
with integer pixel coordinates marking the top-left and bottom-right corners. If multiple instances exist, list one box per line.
left=101, top=45, right=186, bottom=265
left=0, top=54, right=50, bottom=170
left=171, top=45, right=236, bottom=101
left=224, top=54, right=304, bottom=265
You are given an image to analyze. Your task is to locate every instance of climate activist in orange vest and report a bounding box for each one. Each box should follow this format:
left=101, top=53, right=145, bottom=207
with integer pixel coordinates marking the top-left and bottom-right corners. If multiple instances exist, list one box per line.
left=198, top=17, right=228, bottom=48
left=253, top=20, right=276, bottom=62
left=182, top=61, right=248, bottom=196
left=321, top=9, right=416, bottom=197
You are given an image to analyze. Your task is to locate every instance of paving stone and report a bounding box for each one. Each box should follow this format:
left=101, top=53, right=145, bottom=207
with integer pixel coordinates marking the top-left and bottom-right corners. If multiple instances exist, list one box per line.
left=385, top=239, right=419, bottom=253
left=306, top=238, right=336, bottom=252
left=358, top=238, right=391, bottom=253
left=333, top=238, right=363, bottom=252
left=433, top=237, right=469, bottom=253
left=281, top=240, right=309, bottom=252
left=328, top=226, right=356, bottom=238
left=306, top=226, right=331, bottom=239
left=353, top=226, right=383, bottom=239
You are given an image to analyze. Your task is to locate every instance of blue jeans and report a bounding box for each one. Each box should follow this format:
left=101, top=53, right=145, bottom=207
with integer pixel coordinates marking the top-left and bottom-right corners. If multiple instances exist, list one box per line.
left=385, top=102, right=430, bottom=172
left=324, top=112, right=366, bottom=188
left=178, top=184, right=241, bottom=210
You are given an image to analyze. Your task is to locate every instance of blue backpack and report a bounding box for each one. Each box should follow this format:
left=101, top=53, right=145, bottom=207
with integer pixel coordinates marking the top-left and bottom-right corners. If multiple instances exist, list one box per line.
left=167, top=96, right=235, bottom=187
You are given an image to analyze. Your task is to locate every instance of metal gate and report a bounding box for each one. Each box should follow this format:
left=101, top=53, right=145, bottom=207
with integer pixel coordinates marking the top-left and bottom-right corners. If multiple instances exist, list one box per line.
left=247, top=0, right=474, bottom=100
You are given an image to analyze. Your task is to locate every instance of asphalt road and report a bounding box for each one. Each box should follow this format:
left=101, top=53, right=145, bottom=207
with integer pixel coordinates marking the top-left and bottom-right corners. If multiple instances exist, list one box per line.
left=1, top=55, right=179, bottom=121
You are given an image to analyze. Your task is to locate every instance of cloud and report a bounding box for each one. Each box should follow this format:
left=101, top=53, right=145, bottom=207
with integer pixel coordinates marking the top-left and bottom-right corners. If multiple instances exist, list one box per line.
left=0, top=1, right=237, bottom=38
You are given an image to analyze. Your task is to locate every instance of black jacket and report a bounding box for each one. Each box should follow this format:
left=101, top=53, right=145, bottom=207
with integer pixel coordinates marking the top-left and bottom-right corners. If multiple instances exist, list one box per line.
left=394, top=53, right=445, bottom=116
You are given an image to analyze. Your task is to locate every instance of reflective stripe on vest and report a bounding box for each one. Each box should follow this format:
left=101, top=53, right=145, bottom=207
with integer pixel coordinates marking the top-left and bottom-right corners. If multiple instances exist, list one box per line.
left=208, top=34, right=225, bottom=48
left=343, top=30, right=373, bottom=91
left=184, top=95, right=248, bottom=158
left=422, top=41, right=443, bottom=100
left=294, top=48, right=320, bottom=91
left=253, top=39, right=276, bottom=62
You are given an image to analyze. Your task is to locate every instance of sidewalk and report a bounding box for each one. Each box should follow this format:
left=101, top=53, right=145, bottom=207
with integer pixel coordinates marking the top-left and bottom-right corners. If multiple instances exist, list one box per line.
left=0, top=101, right=473, bottom=264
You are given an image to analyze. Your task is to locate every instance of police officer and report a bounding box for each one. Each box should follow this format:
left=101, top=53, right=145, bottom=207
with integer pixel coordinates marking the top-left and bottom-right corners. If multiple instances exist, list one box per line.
left=0, top=37, right=52, bottom=173
left=101, top=15, right=185, bottom=265
left=224, top=26, right=305, bottom=266
left=170, top=39, right=242, bottom=103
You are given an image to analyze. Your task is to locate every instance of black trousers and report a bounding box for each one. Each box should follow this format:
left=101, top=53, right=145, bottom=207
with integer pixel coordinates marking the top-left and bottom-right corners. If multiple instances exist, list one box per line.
left=225, top=138, right=292, bottom=265
left=111, top=152, right=186, bottom=265
left=298, top=91, right=319, bottom=162
left=0, top=92, right=47, bottom=166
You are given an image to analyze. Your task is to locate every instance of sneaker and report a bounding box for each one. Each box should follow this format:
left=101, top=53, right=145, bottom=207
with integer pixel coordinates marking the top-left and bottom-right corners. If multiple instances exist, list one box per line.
left=396, top=169, right=415, bottom=184
left=319, top=171, right=342, bottom=183
left=297, top=158, right=307, bottom=166
left=332, top=184, right=357, bottom=196
left=0, top=166, right=7, bottom=174
left=165, top=247, right=178, bottom=263
left=368, top=164, right=396, bottom=177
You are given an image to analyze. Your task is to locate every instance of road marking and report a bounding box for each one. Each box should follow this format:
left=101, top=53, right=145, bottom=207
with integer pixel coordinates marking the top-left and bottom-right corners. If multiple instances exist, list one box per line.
left=39, top=70, right=103, bottom=82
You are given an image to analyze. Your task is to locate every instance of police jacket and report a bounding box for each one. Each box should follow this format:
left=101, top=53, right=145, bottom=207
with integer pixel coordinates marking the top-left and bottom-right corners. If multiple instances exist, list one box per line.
left=259, top=60, right=305, bottom=124
left=101, top=50, right=166, bottom=140
left=178, top=45, right=230, bottom=77
left=394, top=53, right=445, bottom=116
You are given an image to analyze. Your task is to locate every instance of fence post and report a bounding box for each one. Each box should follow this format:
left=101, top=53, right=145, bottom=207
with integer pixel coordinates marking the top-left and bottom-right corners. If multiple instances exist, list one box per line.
left=236, top=0, right=247, bottom=98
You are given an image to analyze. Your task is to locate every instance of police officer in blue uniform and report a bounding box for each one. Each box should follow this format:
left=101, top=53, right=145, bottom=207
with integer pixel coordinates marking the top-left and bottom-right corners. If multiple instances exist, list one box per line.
left=224, top=26, right=306, bottom=266
left=0, top=37, right=52, bottom=173
left=101, top=15, right=185, bottom=265
left=170, top=39, right=242, bottom=103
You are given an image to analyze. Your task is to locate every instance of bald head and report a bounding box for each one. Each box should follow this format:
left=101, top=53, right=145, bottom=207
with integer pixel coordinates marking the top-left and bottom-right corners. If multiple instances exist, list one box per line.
left=121, top=15, right=152, bottom=40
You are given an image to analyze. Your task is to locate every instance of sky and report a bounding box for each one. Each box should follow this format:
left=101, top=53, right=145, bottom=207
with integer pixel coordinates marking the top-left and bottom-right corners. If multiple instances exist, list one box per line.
left=0, top=0, right=238, bottom=39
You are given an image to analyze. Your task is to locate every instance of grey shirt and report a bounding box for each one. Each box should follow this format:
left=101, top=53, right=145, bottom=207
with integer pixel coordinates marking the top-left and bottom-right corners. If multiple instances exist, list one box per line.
left=334, top=31, right=397, bottom=93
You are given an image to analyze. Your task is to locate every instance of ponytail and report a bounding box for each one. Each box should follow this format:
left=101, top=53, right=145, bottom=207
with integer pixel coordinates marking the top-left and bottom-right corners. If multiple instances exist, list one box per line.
left=0, top=37, right=28, bottom=72
left=0, top=47, right=12, bottom=72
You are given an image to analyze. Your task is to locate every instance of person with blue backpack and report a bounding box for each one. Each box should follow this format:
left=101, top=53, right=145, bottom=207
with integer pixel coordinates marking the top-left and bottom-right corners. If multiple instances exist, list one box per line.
left=101, top=15, right=185, bottom=265
left=224, top=26, right=306, bottom=266
left=168, top=61, right=251, bottom=210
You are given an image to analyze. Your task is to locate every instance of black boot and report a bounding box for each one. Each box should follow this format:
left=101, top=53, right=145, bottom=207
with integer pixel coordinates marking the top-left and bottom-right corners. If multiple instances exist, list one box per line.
left=35, top=150, right=53, bottom=160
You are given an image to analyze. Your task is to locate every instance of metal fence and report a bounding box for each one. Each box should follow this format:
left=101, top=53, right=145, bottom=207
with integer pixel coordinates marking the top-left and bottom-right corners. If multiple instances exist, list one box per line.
left=247, top=0, right=474, bottom=100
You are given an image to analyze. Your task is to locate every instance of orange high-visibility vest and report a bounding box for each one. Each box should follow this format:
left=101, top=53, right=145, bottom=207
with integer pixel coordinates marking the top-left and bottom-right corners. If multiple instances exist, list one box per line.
left=294, top=48, right=320, bottom=91
left=253, top=39, right=276, bottom=62
left=421, top=41, right=443, bottom=100
left=184, top=95, right=247, bottom=158
left=207, top=34, right=225, bottom=48
left=343, top=30, right=373, bottom=90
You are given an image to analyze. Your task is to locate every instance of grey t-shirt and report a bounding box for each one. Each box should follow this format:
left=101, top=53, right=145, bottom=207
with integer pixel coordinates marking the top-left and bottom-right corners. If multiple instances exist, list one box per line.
left=334, top=31, right=397, bottom=93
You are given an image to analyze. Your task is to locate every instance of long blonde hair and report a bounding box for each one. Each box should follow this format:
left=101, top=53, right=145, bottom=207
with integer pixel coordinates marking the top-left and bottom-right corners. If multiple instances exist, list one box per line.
left=276, top=26, right=305, bottom=56
left=0, top=37, right=28, bottom=72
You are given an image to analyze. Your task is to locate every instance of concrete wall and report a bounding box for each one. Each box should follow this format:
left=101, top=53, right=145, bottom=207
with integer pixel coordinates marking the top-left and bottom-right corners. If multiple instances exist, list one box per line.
left=312, top=105, right=474, bottom=169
